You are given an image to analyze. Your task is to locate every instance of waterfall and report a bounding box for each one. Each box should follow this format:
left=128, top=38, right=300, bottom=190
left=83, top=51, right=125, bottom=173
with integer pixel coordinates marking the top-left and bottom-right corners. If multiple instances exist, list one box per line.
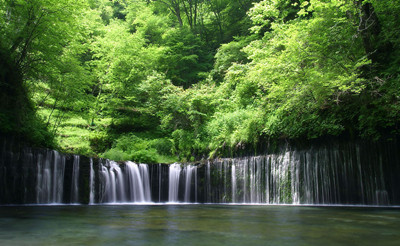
left=168, top=163, right=181, bottom=202
left=112, top=161, right=126, bottom=202
left=206, top=161, right=211, bottom=203
left=194, top=166, right=198, bottom=203
left=36, top=152, right=47, bottom=203
left=107, top=161, right=118, bottom=202
left=36, top=150, right=66, bottom=204
left=184, top=165, right=197, bottom=203
left=70, top=155, right=80, bottom=203
left=98, top=160, right=151, bottom=203
left=89, top=158, right=95, bottom=204
left=99, top=160, right=110, bottom=203
left=167, top=164, right=197, bottom=203
left=1, top=139, right=400, bottom=205
left=125, top=161, right=151, bottom=203
left=200, top=144, right=396, bottom=205
left=231, top=161, right=236, bottom=203
left=139, top=164, right=151, bottom=202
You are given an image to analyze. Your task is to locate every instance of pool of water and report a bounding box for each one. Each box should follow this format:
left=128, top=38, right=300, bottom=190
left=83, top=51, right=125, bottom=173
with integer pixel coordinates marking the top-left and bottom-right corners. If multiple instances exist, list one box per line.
left=0, top=205, right=399, bottom=245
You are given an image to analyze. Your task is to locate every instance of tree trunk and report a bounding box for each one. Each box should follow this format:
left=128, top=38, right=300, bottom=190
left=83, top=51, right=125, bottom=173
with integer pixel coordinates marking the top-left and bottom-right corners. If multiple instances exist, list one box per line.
left=356, top=1, right=381, bottom=62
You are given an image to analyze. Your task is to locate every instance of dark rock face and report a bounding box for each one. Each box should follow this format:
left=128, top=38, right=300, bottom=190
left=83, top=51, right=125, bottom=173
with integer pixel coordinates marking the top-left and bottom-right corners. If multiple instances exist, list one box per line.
left=1, top=137, right=399, bottom=205
left=0, top=139, right=91, bottom=204
left=149, top=164, right=170, bottom=203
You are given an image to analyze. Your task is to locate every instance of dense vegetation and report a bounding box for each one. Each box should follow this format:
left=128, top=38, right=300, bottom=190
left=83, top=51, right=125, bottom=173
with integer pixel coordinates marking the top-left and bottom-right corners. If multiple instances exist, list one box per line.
left=1, top=0, right=399, bottom=162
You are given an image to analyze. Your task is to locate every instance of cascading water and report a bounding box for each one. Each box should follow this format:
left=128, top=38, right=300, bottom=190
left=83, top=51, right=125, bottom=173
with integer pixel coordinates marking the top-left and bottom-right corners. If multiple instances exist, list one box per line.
left=194, top=166, right=198, bottom=203
left=231, top=161, right=237, bottom=203
left=1, top=139, right=400, bottom=205
left=202, top=144, right=397, bottom=205
left=99, top=160, right=111, bottom=203
left=139, top=164, right=152, bottom=202
left=70, top=155, right=80, bottom=204
left=89, top=158, right=95, bottom=204
left=98, top=160, right=151, bottom=203
left=168, top=163, right=181, bottom=202
left=36, top=150, right=66, bottom=204
left=206, top=161, right=211, bottom=203
left=113, top=161, right=126, bottom=202
left=184, top=165, right=196, bottom=202
left=167, top=164, right=198, bottom=203
left=125, top=162, right=151, bottom=202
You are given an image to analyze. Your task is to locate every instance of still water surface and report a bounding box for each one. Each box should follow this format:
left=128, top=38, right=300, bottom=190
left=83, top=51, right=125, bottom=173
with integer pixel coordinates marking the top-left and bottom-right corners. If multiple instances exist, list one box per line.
left=0, top=205, right=399, bottom=246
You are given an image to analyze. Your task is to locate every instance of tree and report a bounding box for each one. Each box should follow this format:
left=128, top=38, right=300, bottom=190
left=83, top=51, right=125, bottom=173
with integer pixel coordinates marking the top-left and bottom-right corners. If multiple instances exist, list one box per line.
left=160, top=27, right=212, bottom=87
left=154, top=0, right=185, bottom=26
left=0, top=0, right=91, bottom=146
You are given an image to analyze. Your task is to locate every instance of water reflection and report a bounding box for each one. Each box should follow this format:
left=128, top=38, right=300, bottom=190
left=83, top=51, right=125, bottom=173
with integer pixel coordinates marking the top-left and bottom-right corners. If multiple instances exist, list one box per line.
left=0, top=205, right=399, bottom=245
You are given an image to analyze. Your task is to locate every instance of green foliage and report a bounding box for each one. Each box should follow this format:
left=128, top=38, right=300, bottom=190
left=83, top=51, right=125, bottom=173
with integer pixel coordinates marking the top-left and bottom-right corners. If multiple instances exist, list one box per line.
left=2, top=0, right=400, bottom=162
left=102, top=133, right=177, bottom=163
left=212, top=36, right=252, bottom=82
left=102, top=148, right=131, bottom=162
left=89, top=130, right=113, bottom=154
left=0, top=48, right=54, bottom=147
left=150, top=138, right=174, bottom=156
left=207, top=108, right=263, bottom=157
left=160, top=27, right=212, bottom=87
left=241, top=0, right=368, bottom=139
left=126, top=2, right=170, bottom=44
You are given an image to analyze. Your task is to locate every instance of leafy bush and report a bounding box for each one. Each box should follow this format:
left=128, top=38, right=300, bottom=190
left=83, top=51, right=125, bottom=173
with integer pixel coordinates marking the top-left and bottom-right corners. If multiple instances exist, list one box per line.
left=207, top=108, right=263, bottom=157
left=101, top=133, right=176, bottom=163
left=131, top=149, right=158, bottom=164
left=150, top=138, right=173, bottom=156
left=102, top=148, right=131, bottom=162
left=89, top=131, right=113, bottom=153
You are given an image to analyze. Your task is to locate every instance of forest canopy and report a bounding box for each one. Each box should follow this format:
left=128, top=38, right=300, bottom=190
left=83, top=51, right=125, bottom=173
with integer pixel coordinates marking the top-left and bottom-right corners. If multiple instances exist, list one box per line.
left=1, top=0, right=399, bottom=162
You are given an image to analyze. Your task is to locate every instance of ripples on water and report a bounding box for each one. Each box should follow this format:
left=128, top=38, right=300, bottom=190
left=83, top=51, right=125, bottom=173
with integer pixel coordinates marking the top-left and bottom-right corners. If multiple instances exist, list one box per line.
left=0, top=205, right=399, bottom=246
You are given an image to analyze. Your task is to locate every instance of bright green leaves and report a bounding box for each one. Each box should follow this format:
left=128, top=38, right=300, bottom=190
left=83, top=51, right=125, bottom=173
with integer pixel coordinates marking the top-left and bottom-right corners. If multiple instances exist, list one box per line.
left=92, top=20, right=148, bottom=89
left=102, top=133, right=177, bottom=163
left=249, top=0, right=282, bottom=33
left=239, top=0, right=369, bottom=139
left=1, top=0, right=89, bottom=73
left=3, top=0, right=399, bottom=159
left=160, top=27, right=211, bottom=87
left=249, top=0, right=303, bottom=34
left=207, top=108, right=263, bottom=157
left=89, top=16, right=165, bottom=131
left=200, top=0, right=394, bottom=154
left=212, top=37, right=252, bottom=82
left=0, top=0, right=95, bottom=148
